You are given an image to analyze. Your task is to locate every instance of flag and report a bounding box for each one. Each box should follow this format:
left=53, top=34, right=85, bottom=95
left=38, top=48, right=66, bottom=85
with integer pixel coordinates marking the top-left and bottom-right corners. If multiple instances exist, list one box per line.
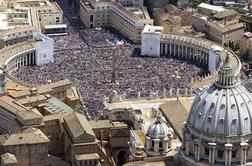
left=107, top=38, right=125, bottom=48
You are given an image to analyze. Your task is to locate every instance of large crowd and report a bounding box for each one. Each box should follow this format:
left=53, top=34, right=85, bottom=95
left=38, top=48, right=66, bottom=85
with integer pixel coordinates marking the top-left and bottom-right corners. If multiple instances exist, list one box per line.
left=12, top=0, right=208, bottom=120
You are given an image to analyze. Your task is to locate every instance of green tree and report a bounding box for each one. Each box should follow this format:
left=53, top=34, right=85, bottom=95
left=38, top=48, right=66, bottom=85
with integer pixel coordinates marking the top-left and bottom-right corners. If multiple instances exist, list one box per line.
left=241, top=49, right=250, bottom=61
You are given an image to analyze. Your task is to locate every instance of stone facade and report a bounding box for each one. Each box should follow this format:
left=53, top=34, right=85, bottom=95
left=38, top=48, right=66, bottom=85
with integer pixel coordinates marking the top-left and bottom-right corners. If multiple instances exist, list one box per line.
left=79, top=0, right=153, bottom=43
left=240, top=32, right=252, bottom=60
left=181, top=4, right=245, bottom=45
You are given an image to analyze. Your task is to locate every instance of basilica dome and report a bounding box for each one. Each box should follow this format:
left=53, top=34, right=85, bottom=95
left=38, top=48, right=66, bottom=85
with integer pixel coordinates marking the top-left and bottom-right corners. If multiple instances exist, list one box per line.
left=145, top=112, right=174, bottom=157
left=146, top=114, right=173, bottom=139
left=187, top=63, right=252, bottom=136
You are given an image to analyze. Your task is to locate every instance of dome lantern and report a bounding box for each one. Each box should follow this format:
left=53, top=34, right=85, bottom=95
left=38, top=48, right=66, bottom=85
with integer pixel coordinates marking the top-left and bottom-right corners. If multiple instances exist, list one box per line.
left=215, top=62, right=238, bottom=88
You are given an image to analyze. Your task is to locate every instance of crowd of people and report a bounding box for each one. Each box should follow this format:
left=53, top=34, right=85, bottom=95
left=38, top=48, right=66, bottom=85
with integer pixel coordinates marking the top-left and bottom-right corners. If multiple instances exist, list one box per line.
left=12, top=0, right=208, bottom=120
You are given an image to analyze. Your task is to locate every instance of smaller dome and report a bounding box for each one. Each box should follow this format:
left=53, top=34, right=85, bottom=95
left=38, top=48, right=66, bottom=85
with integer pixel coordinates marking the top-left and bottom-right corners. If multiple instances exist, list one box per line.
left=146, top=114, right=173, bottom=139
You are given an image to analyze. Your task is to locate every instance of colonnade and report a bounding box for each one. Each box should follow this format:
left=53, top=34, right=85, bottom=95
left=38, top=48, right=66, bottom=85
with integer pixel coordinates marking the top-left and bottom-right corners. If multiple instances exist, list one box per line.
left=6, top=51, right=36, bottom=72
left=183, top=138, right=250, bottom=166
left=160, top=42, right=209, bottom=66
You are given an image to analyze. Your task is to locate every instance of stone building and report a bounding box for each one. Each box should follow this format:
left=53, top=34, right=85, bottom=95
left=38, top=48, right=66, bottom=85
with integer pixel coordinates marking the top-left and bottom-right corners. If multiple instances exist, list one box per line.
left=240, top=32, right=252, bottom=60
left=79, top=0, right=153, bottom=43
left=179, top=60, right=252, bottom=165
left=0, top=153, right=18, bottom=166
left=181, top=3, right=245, bottom=45
left=145, top=0, right=169, bottom=16
left=0, top=0, right=66, bottom=35
left=153, top=5, right=182, bottom=33
left=0, top=128, right=49, bottom=166
left=89, top=119, right=130, bottom=165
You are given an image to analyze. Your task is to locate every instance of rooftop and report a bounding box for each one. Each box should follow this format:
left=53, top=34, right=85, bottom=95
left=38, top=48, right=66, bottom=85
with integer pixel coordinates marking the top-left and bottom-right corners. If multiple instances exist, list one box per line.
left=159, top=100, right=192, bottom=141
left=17, top=108, right=42, bottom=121
left=1, top=153, right=18, bottom=165
left=9, top=79, right=72, bottom=98
left=213, top=9, right=237, bottom=19
left=0, top=95, right=27, bottom=115
left=131, top=130, right=145, bottom=147
left=198, top=3, right=225, bottom=12
left=143, top=25, right=163, bottom=34
left=44, top=97, right=74, bottom=114
left=75, top=153, right=100, bottom=161
left=63, top=112, right=96, bottom=144
left=0, top=128, right=49, bottom=146
left=89, top=120, right=113, bottom=129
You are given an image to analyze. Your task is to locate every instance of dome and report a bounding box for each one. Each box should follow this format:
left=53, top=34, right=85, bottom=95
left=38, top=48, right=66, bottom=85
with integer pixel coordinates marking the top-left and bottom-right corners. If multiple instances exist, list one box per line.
left=146, top=114, right=173, bottom=139
left=187, top=62, right=252, bottom=136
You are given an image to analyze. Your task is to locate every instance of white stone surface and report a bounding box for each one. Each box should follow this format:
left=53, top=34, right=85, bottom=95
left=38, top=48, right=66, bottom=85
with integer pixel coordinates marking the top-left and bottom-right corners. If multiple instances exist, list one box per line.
left=208, top=45, right=222, bottom=73
left=34, top=32, right=54, bottom=65
left=141, top=25, right=163, bottom=57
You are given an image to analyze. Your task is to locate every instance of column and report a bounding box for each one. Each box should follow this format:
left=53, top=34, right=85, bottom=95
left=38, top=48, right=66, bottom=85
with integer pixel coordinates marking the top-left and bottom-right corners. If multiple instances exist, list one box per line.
left=225, top=144, right=233, bottom=166
left=208, top=143, right=216, bottom=165
left=240, top=142, right=248, bottom=165
left=154, top=139, right=160, bottom=152
left=168, top=137, right=172, bottom=148
left=32, top=53, right=36, bottom=65
left=27, top=54, right=29, bottom=65
left=22, top=56, right=25, bottom=67
left=192, top=49, right=195, bottom=61
left=163, top=138, right=168, bottom=152
left=185, top=134, right=191, bottom=156
left=194, top=139, right=201, bottom=162
left=170, top=44, right=174, bottom=56
left=189, top=47, right=192, bottom=60
left=146, top=136, right=151, bottom=150
left=25, top=55, right=28, bottom=66
left=205, top=52, right=208, bottom=65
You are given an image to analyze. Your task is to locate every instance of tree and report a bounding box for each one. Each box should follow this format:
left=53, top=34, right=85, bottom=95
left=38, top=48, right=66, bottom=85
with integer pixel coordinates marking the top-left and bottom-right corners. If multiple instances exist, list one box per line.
left=241, top=49, right=250, bottom=61
left=224, top=43, right=229, bottom=47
